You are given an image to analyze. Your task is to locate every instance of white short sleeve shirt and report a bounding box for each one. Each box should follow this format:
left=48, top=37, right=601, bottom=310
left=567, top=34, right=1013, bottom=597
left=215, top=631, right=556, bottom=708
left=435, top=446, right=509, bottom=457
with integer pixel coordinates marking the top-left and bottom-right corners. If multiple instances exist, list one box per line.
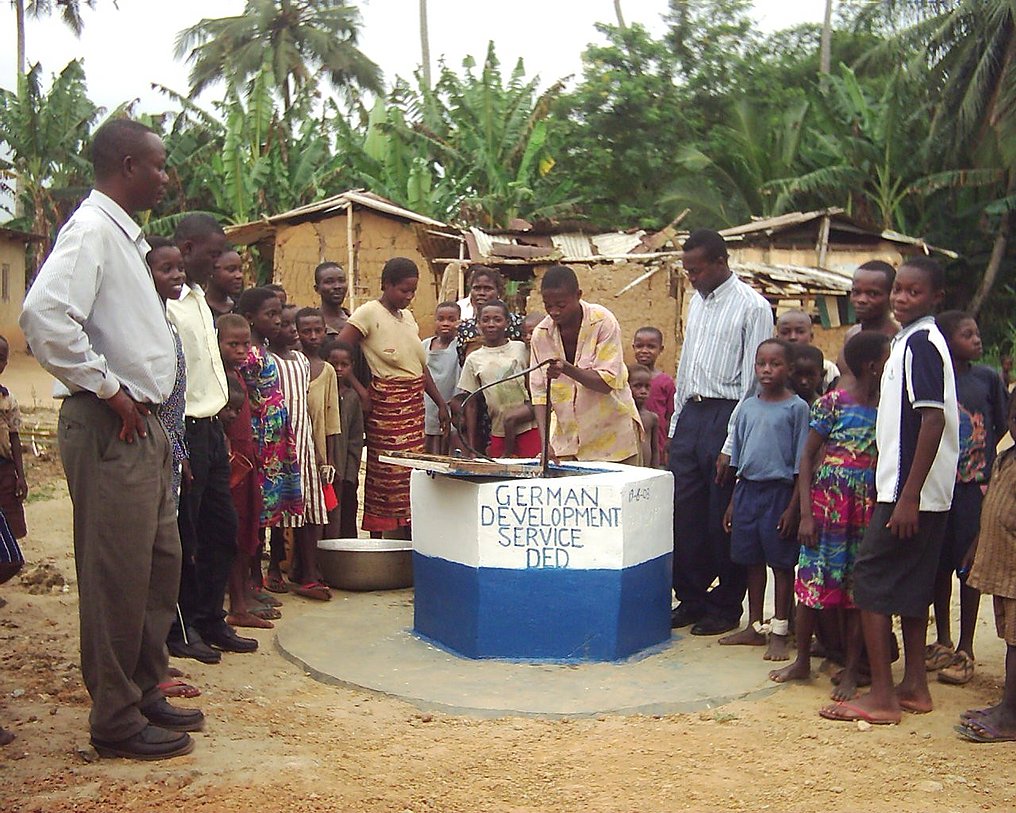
left=875, top=316, right=959, bottom=511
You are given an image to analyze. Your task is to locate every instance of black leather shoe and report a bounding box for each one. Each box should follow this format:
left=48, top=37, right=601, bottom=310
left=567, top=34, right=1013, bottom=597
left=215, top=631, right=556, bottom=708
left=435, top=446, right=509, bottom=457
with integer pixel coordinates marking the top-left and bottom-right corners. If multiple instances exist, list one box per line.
left=202, top=625, right=258, bottom=653
left=671, top=606, right=704, bottom=629
left=690, top=617, right=739, bottom=636
left=167, top=633, right=221, bottom=664
left=91, top=724, right=194, bottom=761
left=142, top=697, right=204, bottom=732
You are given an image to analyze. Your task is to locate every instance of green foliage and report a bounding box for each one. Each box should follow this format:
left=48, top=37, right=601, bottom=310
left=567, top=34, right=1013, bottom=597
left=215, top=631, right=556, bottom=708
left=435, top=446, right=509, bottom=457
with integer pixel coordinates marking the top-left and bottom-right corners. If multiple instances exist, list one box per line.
left=0, top=60, right=99, bottom=255
left=24, top=0, right=94, bottom=34
left=663, top=98, right=809, bottom=227
left=334, top=44, right=573, bottom=227
left=176, top=0, right=382, bottom=110
left=552, top=23, right=692, bottom=228
left=770, top=64, right=930, bottom=231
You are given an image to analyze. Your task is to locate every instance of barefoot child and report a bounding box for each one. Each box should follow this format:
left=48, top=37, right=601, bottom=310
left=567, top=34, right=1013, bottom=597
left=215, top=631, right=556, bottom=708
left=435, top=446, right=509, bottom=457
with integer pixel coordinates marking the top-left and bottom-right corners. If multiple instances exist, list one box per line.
left=720, top=338, right=810, bottom=660
left=821, top=256, right=959, bottom=725
left=206, top=249, right=244, bottom=318
left=423, top=302, right=461, bottom=455
left=957, top=393, right=1016, bottom=742
left=321, top=340, right=364, bottom=539
left=457, top=300, right=539, bottom=458
left=927, top=311, right=1009, bottom=685
left=216, top=314, right=274, bottom=628
left=295, top=307, right=341, bottom=556
left=769, top=331, right=889, bottom=697
left=628, top=364, right=660, bottom=467
left=777, top=310, right=840, bottom=392
left=633, top=326, right=674, bottom=464
left=236, top=288, right=302, bottom=594
left=270, top=304, right=328, bottom=600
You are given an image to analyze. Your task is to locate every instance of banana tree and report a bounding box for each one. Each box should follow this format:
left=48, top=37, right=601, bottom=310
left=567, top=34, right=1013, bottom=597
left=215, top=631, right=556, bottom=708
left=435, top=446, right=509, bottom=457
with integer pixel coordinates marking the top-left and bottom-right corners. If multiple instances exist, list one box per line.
left=0, top=60, right=99, bottom=261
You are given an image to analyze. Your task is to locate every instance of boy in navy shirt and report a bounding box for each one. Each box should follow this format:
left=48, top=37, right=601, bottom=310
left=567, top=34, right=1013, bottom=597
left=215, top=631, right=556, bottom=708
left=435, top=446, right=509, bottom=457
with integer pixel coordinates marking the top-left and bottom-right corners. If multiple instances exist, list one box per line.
left=822, top=256, right=959, bottom=725
left=927, top=310, right=1009, bottom=685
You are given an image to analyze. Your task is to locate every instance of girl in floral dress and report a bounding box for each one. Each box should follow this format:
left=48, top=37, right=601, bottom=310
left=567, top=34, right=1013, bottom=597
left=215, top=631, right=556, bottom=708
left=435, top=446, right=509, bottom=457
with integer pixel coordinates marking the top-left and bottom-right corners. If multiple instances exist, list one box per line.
left=236, top=287, right=302, bottom=592
left=769, top=331, right=891, bottom=699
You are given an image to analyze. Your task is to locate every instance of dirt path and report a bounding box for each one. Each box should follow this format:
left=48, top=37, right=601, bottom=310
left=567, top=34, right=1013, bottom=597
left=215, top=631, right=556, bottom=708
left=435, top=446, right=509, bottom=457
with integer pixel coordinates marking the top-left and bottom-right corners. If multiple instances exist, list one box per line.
left=1, top=356, right=1014, bottom=812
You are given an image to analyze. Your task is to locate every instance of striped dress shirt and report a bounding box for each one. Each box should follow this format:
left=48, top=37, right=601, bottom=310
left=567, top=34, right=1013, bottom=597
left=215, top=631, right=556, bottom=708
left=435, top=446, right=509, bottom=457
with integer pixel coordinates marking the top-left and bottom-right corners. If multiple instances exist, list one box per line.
left=669, top=273, right=773, bottom=439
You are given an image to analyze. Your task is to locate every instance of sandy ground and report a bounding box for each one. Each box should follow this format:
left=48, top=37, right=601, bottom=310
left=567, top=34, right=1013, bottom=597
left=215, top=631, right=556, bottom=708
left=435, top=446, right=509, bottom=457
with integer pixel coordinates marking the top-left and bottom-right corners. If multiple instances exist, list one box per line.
left=2, top=352, right=1015, bottom=813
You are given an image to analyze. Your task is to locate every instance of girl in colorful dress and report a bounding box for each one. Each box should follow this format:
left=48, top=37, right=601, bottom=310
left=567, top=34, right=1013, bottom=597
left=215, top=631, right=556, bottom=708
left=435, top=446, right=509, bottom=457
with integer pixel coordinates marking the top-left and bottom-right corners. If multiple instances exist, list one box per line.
left=337, top=257, right=450, bottom=538
left=269, top=304, right=329, bottom=601
left=215, top=313, right=276, bottom=628
left=236, top=287, right=302, bottom=593
left=769, top=331, right=890, bottom=698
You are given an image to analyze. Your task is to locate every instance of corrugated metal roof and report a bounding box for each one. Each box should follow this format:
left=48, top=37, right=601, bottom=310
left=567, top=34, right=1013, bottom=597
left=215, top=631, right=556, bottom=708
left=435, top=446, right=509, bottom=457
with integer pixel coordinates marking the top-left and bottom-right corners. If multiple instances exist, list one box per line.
left=591, top=231, right=646, bottom=255
left=0, top=225, right=45, bottom=242
left=719, top=209, right=957, bottom=258
left=727, top=260, right=853, bottom=298
left=719, top=208, right=844, bottom=238
left=467, top=226, right=648, bottom=261
left=225, top=190, right=451, bottom=246
left=550, top=233, right=593, bottom=257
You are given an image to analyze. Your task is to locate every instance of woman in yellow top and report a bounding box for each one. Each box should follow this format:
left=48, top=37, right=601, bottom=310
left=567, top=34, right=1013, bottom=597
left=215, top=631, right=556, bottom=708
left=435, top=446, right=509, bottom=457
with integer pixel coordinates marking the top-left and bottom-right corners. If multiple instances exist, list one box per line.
left=338, top=257, right=450, bottom=537
left=529, top=265, right=643, bottom=464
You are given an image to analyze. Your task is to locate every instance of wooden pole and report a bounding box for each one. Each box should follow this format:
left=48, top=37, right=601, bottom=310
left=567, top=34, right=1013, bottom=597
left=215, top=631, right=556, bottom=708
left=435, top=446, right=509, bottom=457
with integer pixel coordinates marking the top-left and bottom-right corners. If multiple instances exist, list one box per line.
left=346, top=202, right=357, bottom=311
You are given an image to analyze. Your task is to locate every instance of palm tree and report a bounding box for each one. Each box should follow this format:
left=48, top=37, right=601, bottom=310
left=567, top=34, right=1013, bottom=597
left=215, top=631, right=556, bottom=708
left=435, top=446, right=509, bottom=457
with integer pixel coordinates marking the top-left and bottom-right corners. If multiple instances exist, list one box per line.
left=663, top=98, right=809, bottom=226
left=175, top=0, right=382, bottom=112
left=13, top=0, right=95, bottom=77
left=419, top=0, right=431, bottom=90
left=819, top=0, right=833, bottom=74
left=868, top=1, right=1016, bottom=312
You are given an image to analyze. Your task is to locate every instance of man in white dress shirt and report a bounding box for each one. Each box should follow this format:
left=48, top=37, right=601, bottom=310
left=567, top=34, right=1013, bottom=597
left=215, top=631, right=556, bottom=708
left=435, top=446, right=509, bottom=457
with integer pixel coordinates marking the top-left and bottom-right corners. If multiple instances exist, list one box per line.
left=668, top=230, right=773, bottom=636
left=21, top=119, right=203, bottom=760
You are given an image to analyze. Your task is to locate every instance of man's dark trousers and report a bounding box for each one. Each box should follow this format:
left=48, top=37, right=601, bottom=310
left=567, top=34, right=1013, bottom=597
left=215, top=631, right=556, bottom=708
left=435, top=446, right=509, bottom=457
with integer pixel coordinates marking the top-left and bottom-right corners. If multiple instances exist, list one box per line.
left=669, top=399, right=746, bottom=624
left=171, top=416, right=237, bottom=641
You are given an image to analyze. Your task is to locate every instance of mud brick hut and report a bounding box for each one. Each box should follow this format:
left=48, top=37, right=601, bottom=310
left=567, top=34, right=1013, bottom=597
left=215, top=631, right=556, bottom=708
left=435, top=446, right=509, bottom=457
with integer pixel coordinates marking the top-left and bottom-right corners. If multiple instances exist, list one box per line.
left=718, top=208, right=957, bottom=359
left=0, top=225, right=45, bottom=351
left=431, top=208, right=955, bottom=371
left=225, top=191, right=461, bottom=338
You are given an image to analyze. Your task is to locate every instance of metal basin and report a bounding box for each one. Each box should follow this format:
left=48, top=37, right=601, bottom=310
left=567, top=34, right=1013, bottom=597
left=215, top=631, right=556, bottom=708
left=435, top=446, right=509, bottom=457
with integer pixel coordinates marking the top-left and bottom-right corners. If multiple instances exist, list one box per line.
left=316, top=538, right=414, bottom=591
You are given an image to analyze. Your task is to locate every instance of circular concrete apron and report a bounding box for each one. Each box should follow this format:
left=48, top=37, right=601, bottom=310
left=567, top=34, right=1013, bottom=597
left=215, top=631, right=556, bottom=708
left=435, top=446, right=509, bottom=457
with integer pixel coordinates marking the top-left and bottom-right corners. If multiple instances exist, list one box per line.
left=276, top=590, right=780, bottom=718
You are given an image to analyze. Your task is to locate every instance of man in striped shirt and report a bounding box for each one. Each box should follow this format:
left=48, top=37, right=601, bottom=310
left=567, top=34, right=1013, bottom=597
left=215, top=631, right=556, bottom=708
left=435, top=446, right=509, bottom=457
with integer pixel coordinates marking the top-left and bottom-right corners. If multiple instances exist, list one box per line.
left=668, top=230, right=774, bottom=635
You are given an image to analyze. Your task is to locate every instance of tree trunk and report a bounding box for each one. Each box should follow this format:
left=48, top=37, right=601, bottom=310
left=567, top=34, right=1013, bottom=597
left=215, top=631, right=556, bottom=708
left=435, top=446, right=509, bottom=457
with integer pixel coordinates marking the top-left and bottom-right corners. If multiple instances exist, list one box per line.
left=15, top=0, right=26, bottom=77
left=819, top=0, right=833, bottom=74
left=614, top=0, right=626, bottom=28
left=419, top=0, right=431, bottom=90
left=969, top=177, right=1013, bottom=315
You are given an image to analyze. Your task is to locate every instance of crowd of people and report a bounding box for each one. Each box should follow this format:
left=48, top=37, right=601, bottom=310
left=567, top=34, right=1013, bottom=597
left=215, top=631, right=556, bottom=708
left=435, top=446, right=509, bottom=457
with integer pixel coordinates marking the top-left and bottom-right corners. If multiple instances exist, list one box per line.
left=3, top=117, right=1015, bottom=757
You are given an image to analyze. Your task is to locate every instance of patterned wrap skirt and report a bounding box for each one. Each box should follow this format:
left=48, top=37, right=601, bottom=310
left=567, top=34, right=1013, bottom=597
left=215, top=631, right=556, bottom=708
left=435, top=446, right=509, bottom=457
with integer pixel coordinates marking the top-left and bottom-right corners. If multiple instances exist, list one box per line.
left=362, top=376, right=425, bottom=532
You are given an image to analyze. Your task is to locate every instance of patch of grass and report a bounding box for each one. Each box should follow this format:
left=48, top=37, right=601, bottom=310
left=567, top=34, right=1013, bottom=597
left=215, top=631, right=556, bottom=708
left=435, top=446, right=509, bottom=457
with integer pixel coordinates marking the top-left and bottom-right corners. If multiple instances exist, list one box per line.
left=25, top=480, right=61, bottom=504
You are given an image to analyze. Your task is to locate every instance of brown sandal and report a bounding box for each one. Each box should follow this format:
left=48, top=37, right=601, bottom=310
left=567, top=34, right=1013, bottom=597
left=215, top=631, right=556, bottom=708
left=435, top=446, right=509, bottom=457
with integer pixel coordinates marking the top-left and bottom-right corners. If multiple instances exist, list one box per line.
left=938, top=651, right=975, bottom=685
left=925, top=642, right=954, bottom=671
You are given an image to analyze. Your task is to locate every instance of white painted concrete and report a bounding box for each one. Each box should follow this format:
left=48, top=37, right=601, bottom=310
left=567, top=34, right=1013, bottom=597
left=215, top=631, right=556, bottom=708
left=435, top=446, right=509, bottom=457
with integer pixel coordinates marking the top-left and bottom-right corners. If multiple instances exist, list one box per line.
left=410, top=465, right=673, bottom=571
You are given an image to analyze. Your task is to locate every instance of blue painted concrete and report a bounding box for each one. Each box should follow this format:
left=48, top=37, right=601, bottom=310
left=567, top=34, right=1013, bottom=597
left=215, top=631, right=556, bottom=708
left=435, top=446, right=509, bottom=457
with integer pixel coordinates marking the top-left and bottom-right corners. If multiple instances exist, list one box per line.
left=413, top=552, right=672, bottom=662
